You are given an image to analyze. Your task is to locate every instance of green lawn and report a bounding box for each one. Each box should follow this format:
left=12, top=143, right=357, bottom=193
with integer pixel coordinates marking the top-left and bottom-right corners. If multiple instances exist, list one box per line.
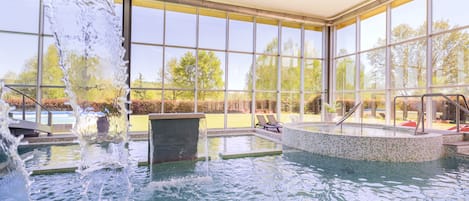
left=129, top=112, right=457, bottom=132
left=129, top=113, right=319, bottom=131
left=130, top=113, right=254, bottom=132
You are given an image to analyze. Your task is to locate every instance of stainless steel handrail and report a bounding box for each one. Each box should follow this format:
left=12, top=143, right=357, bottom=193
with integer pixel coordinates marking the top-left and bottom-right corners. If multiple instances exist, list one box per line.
left=4, top=86, right=52, bottom=127
left=336, top=102, right=362, bottom=126
left=393, top=95, right=421, bottom=128
left=419, top=93, right=469, bottom=134
left=393, top=94, right=469, bottom=134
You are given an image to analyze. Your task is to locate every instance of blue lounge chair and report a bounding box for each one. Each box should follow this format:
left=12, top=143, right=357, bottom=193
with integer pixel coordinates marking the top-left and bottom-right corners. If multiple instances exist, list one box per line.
left=256, top=115, right=281, bottom=132
left=266, top=114, right=283, bottom=127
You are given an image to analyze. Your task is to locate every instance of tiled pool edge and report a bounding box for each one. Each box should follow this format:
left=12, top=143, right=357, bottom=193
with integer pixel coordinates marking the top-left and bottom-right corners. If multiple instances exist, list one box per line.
left=219, top=149, right=283, bottom=159
left=30, top=157, right=210, bottom=175
left=282, top=124, right=445, bottom=162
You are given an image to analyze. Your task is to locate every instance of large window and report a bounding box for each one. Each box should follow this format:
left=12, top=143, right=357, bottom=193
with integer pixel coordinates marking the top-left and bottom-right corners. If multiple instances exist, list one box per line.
left=432, top=29, right=469, bottom=86
left=228, top=14, right=253, bottom=52
left=281, top=23, right=301, bottom=57
left=256, top=18, right=278, bottom=54
left=197, top=50, right=225, bottom=90
left=391, top=40, right=426, bottom=89
left=391, top=0, right=426, bottom=42
left=131, top=2, right=164, bottom=44
left=335, top=56, right=356, bottom=91
left=227, top=92, right=252, bottom=128
left=0, top=0, right=39, bottom=33
left=199, top=9, right=226, bottom=50
left=0, top=33, right=38, bottom=85
left=127, top=2, right=323, bottom=129
left=304, top=26, right=323, bottom=58
left=165, top=5, right=196, bottom=47
left=281, top=58, right=300, bottom=91
left=255, top=55, right=278, bottom=91
left=42, top=37, right=63, bottom=86
left=1, top=0, right=326, bottom=132
left=361, top=48, right=385, bottom=90
left=130, top=45, right=163, bottom=89
left=228, top=53, right=252, bottom=90
left=334, top=0, right=469, bottom=128
left=360, top=7, right=386, bottom=51
left=433, top=0, right=469, bottom=31
left=8, top=0, right=469, bottom=132
left=336, top=20, right=356, bottom=56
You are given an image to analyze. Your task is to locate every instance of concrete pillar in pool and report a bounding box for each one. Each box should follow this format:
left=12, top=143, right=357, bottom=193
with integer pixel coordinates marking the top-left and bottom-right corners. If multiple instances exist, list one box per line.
left=148, top=113, right=206, bottom=164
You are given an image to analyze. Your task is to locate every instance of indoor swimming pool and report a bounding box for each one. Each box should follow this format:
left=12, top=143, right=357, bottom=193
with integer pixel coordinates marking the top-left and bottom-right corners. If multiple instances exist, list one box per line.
left=12, top=135, right=469, bottom=200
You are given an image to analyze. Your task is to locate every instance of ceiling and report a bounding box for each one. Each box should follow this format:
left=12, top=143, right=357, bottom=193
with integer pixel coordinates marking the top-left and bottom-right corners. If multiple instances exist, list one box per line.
left=205, top=0, right=373, bottom=20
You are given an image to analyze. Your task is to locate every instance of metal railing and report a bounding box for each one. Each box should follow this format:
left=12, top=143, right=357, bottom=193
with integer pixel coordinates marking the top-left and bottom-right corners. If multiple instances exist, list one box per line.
left=336, top=101, right=362, bottom=126
left=393, top=94, right=469, bottom=134
left=393, top=95, right=421, bottom=129
left=418, top=93, right=469, bottom=134
left=5, top=86, right=52, bottom=127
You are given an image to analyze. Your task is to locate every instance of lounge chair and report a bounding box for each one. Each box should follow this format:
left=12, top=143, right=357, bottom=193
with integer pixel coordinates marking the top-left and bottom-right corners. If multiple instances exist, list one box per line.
left=266, top=114, right=283, bottom=126
left=256, top=115, right=281, bottom=133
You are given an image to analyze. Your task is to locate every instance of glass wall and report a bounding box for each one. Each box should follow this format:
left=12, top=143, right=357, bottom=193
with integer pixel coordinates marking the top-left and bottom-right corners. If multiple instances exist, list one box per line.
left=128, top=1, right=324, bottom=130
left=0, top=0, right=124, bottom=129
left=4, top=0, right=469, bottom=132
left=333, top=0, right=469, bottom=129
left=0, top=0, right=325, bottom=132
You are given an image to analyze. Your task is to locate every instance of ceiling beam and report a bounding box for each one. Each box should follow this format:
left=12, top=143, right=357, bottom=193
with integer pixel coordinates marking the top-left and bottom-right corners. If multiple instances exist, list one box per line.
left=161, top=0, right=328, bottom=25
left=328, top=0, right=393, bottom=24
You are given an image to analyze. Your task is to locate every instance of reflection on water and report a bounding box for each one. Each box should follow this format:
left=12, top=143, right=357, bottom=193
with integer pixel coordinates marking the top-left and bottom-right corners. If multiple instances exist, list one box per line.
left=22, top=136, right=469, bottom=200
left=29, top=149, right=469, bottom=200
left=20, top=135, right=280, bottom=169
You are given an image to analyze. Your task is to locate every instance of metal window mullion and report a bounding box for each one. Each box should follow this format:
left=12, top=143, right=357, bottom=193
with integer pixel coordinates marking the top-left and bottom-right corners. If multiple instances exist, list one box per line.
left=123, top=0, right=132, bottom=120
left=355, top=16, right=361, bottom=120
left=277, top=22, right=281, bottom=120
left=385, top=4, right=392, bottom=125
left=299, top=24, right=305, bottom=121
left=425, top=0, right=433, bottom=127
left=327, top=26, right=336, bottom=121
left=251, top=19, right=257, bottom=128
left=194, top=9, right=199, bottom=113
left=224, top=14, right=229, bottom=129
left=161, top=6, right=167, bottom=113
left=36, top=0, right=45, bottom=124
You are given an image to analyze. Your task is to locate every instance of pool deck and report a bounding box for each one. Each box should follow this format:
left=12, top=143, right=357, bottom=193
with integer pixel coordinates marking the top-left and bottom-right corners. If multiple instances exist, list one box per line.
left=16, top=126, right=469, bottom=163
left=19, top=128, right=280, bottom=144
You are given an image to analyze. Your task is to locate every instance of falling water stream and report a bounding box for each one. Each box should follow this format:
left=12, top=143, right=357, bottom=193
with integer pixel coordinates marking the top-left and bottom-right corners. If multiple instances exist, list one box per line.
left=0, top=81, right=31, bottom=201
left=45, top=0, right=132, bottom=200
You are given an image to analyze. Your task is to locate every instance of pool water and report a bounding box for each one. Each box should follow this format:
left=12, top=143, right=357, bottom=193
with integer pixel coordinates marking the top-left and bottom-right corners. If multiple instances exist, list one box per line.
left=303, top=125, right=415, bottom=137
left=20, top=135, right=280, bottom=170
left=10, top=111, right=75, bottom=125
left=16, top=135, right=469, bottom=200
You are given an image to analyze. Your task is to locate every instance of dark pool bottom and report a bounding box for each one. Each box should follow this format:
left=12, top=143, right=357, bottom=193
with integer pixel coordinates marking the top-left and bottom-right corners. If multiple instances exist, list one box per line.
left=30, top=149, right=469, bottom=201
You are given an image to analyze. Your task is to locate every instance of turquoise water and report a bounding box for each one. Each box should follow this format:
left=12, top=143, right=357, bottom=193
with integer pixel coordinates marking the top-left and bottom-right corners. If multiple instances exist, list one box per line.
left=20, top=135, right=280, bottom=169
left=11, top=111, right=75, bottom=125
left=16, top=136, right=469, bottom=200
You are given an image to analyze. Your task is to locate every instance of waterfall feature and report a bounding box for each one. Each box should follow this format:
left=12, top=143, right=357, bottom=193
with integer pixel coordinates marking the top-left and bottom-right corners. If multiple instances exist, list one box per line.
left=0, top=81, right=31, bottom=201
left=46, top=0, right=132, bottom=199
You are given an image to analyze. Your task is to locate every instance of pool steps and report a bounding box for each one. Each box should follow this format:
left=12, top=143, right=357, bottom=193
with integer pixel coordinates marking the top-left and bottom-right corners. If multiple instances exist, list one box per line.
left=444, top=140, right=469, bottom=157
left=30, top=147, right=285, bottom=175
left=31, top=156, right=211, bottom=175
left=219, top=149, right=283, bottom=160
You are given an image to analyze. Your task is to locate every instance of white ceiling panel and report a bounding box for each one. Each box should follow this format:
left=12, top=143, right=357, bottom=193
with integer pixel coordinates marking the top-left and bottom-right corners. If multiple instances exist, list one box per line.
left=206, top=0, right=372, bottom=19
